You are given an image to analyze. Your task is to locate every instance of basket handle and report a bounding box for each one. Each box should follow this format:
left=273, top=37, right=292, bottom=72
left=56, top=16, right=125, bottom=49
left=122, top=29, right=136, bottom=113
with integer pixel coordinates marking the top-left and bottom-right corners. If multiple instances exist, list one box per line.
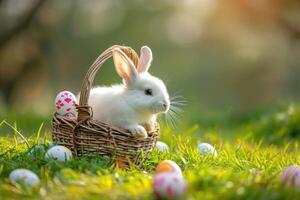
left=77, top=45, right=139, bottom=122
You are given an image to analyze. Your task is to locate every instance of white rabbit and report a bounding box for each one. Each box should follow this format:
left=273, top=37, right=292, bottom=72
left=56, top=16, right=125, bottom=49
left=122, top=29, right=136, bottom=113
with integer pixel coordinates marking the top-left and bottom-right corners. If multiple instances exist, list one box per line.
left=79, top=46, right=170, bottom=138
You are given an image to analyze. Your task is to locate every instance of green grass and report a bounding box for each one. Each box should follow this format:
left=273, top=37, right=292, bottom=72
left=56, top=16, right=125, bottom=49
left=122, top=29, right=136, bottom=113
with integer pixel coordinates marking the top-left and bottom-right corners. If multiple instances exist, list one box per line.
left=1, top=103, right=300, bottom=199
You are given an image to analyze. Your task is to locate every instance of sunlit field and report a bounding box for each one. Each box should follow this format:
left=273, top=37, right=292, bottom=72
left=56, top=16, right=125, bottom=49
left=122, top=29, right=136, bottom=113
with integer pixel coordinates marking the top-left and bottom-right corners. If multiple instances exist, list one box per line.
left=1, top=0, right=300, bottom=199
left=1, top=103, right=300, bottom=199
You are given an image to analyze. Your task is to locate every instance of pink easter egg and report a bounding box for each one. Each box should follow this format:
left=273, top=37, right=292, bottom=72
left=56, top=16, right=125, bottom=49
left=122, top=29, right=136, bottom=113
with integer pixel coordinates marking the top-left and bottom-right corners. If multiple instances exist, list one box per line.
left=294, top=169, right=300, bottom=189
left=55, top=91, right=78, bottom=117
left=153, top=172, right=187, bottom=199
left=156, top=160, right=182, bottom=176
left=280, top=164, right=300, bottom=189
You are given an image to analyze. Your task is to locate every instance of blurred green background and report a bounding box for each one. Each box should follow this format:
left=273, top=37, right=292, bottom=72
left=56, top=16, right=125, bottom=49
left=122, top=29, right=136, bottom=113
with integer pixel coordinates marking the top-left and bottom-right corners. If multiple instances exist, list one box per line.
left=0, top=0, right=300, bottom=122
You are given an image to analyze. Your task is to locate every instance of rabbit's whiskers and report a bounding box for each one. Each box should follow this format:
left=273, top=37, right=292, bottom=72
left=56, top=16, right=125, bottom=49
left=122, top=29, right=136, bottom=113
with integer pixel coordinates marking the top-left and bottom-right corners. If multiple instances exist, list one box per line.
left=163, top=95, right=186, bottom=129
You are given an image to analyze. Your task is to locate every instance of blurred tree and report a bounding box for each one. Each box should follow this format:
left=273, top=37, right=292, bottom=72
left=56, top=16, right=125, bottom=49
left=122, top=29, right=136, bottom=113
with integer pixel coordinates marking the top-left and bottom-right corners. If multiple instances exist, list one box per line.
left=0, top=0, right=46, bottom=109
left=0, top=0, right=299, bottom=114
left=0, top=0, right=46, bottom=47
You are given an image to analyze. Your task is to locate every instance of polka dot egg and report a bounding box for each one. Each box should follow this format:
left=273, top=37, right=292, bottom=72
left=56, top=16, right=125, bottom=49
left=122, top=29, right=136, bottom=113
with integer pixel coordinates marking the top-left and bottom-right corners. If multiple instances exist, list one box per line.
left=156, top=160, right=182, bottom=176
left=9, top=169, right=40, bottom=187
left=55, top=91, right=78, bottom=117
left=45, top=145, right=73, bottom=161
left=197, top=143, right=218, bottom=157
left=153, top=172, right=187, bottom=199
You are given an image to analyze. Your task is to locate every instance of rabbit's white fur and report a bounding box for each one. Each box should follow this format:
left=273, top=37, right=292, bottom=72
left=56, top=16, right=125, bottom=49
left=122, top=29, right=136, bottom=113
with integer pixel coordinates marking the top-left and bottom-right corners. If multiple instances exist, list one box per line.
left=79, top=46, right=170, bottom=138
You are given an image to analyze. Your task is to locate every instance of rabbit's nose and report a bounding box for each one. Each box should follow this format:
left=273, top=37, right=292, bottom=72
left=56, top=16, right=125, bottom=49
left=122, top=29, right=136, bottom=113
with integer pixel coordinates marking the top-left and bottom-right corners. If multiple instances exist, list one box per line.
left=163, top=103, right=167, bottom=109
left=162, top=102, right=169, bottom=111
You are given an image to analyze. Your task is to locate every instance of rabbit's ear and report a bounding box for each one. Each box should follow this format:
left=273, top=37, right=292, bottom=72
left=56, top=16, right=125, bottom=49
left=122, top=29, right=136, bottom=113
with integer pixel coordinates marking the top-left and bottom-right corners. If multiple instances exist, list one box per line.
left=137, top=46, right=153, bottom=73
left=113, top=48, right=138, bottom=84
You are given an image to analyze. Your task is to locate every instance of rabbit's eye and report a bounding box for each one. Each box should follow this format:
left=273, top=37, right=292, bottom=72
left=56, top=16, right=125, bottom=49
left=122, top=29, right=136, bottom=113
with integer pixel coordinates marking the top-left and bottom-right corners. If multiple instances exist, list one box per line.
left=144, top=88, right=153, bottom=96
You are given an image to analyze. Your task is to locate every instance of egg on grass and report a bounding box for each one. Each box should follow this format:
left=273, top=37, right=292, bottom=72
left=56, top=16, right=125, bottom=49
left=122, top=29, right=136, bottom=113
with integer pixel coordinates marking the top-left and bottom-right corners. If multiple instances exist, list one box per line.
left=29, top=144, right=46, bottom=157
left=153, top=172, right=187, bottom=199
left=280, top=164, right=300, bottom=188
left=55, top=91, right=78, bottom=118
left=156, top=160, right=182, bottom=176
left=155, top=141, right=169, bottom=152
left=9, top=169, right=40, bottom=187
left=197, top=143, right=218, bottom=157
left=45, top=145, right=73, bottom=162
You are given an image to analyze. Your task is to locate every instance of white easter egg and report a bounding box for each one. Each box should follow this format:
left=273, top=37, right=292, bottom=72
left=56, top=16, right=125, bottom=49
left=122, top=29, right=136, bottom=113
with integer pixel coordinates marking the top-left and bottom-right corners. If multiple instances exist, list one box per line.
left=9, top=169, right=40, bottom=187
left=29, top=144, right=46, bottom=157
left=156, top=160, right=182, bottom=176
left=45, top=145, right=72, bottom=161
left=153, top=172, right=187, bottom=199
left=197, top=143, right=217, bottom=157
left=155, top=141, right=169, bottom=152
left=55, top=91, right=78, bottom=117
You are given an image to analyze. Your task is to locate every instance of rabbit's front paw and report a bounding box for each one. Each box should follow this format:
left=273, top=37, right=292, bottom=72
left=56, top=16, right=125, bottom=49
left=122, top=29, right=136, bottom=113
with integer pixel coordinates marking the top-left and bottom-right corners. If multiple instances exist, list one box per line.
left=127, top=125, right=148, bottom=139
left=144, top=121, right=156, bottom=132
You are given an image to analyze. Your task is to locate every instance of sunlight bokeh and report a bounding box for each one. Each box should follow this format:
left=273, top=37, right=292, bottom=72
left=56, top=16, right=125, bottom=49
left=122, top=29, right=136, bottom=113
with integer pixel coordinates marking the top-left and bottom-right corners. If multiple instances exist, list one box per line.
left=0, top=0, right=299, bottom=116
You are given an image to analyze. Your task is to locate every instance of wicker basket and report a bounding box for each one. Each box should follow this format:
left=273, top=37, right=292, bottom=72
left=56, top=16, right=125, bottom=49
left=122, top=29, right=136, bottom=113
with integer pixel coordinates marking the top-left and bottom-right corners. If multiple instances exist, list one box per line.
left=52, top=45, right=159, bottom=166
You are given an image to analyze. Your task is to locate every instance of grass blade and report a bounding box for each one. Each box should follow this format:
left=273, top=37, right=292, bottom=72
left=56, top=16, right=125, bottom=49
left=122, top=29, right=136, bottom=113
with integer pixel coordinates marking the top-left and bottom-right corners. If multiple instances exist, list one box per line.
left=1, top=120, right=30, bottom=148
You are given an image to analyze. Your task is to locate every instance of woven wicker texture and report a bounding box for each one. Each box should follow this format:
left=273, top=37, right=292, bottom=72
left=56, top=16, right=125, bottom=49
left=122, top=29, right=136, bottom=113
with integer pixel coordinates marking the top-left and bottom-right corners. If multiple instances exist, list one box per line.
left=52, top=45, right=159, bottom=166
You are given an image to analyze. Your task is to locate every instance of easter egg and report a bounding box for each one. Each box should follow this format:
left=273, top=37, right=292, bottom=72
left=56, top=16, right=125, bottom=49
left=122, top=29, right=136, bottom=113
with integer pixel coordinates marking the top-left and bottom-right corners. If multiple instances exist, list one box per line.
left=155, top=141, right=169, bottom=152
left=45, top=145, right=72, bottom=161
left=156, top=160, right=182, bottom=176
left=293, top=169, right=300, bottom=189
left=153, top=172, right=187, bottom=199
left=9, top=169, right=40, bottom=187
left=115, top=157, right=127, bottom=169
left=29, top=144, right=46, bottom=157
left=55, top=91, right=78, bottom=117
left=197, top=143, right=217, bottom=157
left=280, top=164, right=300, bottom=188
